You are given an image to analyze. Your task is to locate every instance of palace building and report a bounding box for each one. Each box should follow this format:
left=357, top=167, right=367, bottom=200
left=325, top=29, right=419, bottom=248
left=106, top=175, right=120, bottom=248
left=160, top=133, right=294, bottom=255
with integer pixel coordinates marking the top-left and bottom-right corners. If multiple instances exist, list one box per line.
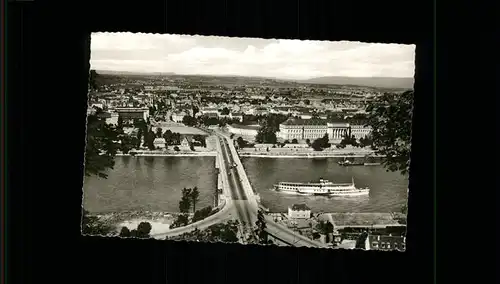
left=113, top=107, right=150, bottom=121
left=277, top=118, right=371, bottom=143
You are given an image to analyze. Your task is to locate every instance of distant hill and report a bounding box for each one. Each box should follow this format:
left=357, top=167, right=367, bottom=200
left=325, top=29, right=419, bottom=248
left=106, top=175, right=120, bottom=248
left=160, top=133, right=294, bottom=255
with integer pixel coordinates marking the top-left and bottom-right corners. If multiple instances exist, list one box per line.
left=96, top=70, right=176, bottom=76
left=300, top=76, right=414, bottom=89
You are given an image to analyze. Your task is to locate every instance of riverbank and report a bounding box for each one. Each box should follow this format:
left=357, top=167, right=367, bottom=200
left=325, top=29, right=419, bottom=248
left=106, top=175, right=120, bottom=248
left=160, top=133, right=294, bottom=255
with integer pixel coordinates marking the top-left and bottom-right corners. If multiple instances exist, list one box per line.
left=116, top=151, right=217, bottom=157
left=88, top=211, right=188, bottom=234
left=238, top=152, right=380, bottom=158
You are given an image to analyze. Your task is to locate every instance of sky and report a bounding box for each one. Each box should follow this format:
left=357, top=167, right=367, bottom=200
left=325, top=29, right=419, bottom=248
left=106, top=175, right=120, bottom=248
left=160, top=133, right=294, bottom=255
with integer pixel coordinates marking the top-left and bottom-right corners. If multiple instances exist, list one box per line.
left=90, top=32, right=415, bottom=80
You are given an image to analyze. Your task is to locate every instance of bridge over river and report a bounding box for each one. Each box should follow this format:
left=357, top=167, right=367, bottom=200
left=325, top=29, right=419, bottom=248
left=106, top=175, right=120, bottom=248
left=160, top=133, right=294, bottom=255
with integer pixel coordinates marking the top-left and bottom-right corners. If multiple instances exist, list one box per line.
left=152, top=130, right=325, bottom=248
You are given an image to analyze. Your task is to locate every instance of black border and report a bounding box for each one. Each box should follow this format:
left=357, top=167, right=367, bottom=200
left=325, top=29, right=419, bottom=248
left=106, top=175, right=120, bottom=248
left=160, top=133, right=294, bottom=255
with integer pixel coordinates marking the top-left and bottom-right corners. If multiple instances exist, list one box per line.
left=7, top=0, right=437, bottom=283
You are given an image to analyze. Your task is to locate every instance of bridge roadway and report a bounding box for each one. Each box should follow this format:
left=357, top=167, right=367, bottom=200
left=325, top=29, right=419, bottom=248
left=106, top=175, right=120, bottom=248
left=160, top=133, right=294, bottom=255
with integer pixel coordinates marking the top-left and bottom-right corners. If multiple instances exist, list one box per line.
left=215, top=131, right=326, bottom=248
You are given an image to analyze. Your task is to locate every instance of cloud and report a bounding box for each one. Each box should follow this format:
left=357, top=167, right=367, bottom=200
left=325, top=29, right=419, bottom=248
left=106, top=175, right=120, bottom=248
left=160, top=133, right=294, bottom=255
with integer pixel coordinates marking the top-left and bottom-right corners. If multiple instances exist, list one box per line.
left=91, top=33, right=415, bottom=79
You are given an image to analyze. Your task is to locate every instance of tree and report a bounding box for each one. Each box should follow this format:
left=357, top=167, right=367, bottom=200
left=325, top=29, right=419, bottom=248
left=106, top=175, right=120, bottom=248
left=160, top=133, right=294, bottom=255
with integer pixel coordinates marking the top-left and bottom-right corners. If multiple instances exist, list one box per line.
left=291, top=139, right=298, bottom=144
left=193, top=135, right=207, bottom=147
left=156, top=127, right=163, bottom=138
left=220, top=107, right=230, bottom=115
left=81, top=209, right=113, bottom=236
left=163, top=130, right=173, bottom=145
left=355, top=231, right=369, bottom=249
left=192, top=105, right=200, bottom=116
left=236, top=137, right=247, bottom=149
left=255, top=129, right=277, bottom=144
left=119, top=226, right=131, bottom=237
left=359, top=135, right=373, bottom=148
left=89, top=70, right=99, bottom=91
left=117, top=115, right=124, bottom=128
left=136, top=222, right=152, bottom=238
left=179, top=187, right=192, bottom=213
left=147, top=130, right=156, bottom=150
left=192, top=206, right=213, bottom=222
left=119, top=135, right=134, bottom=154
left=366, top=90, right=414, bottom=176
left=190, top=144, right=195, bottom=151
left=230, top=133, right=235, bottom=139
left=401, top=203, right=408, bottom=215
left=311, top=134, right=329, bottom=151
left=174, top=146, right=180, bottom=151
left=190, top=187, right=200, bottom=213
left=84, top=114, right=121, bottom=178
left=305, top=139, right=311, bottom=145
left=136, top=128, right=143, bottom=148
left=182, top=115, right=197, bottom=126
left=171, top=214, right=190, bottom=228
left=284, top=140, right=290, bottom=144
left=316, top=220, right=334, bottom=236
left=340, top=133, right=357, bottom=146
left=254, top=210, right=271, bottom=244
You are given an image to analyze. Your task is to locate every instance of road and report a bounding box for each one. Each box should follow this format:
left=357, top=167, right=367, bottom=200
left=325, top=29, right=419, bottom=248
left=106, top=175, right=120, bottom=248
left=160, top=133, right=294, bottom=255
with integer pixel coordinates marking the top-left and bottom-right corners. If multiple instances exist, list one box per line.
left=215, top=131, right=325, bottom=248
left=216, top=134, right=257, bottom=239
left=265, top=216, right=328, bottom=248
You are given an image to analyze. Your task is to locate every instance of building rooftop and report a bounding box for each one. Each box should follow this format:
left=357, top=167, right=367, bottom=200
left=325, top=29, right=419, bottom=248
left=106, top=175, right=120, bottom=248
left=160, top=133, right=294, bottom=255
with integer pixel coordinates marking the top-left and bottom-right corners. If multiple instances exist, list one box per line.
left=281, top=117, right=352, bottom=126
left=347, top=119, right=369, bottom=126
left=368, top=234, right=406, bottom=244
left=153, top=138, right=166, bottom=143
left=96, top=112, right=112, bottom=118
left=281, top=118, right=325, bottom=126
left=328, top=117, right=349, bottom=123
left=230, top=124, right=260, bottom=130
left=290, top=203, right=311, bottom=211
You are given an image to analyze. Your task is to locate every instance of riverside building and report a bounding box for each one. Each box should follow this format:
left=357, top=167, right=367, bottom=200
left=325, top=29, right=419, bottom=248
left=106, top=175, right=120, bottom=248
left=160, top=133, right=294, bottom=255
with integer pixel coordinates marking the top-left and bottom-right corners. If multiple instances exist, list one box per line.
left=277, top=118, right=371, bottom=144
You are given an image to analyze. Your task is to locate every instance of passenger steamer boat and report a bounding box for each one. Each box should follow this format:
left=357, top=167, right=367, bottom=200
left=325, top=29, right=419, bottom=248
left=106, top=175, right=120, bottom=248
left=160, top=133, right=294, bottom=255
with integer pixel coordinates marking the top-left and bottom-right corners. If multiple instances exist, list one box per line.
left=273, top=177, right=369, bottom=196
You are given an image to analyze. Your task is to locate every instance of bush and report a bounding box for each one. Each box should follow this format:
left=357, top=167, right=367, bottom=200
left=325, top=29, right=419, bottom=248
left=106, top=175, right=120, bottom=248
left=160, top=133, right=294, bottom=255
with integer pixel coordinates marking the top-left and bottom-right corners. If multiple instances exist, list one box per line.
left=192, top=206, right=213, bottom=222
left=119, top=226, right=131, bottom=237
left=136, top=222, right=152, bottom=238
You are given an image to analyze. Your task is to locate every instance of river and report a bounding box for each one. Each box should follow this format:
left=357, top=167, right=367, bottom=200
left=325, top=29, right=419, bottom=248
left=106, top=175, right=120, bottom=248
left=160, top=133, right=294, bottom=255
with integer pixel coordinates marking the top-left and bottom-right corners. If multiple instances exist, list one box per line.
left=241, top=157, right=409, bottom=213
left=82, top=156, right=218, bottom=213
left=82, top=156, right=408, bottom=214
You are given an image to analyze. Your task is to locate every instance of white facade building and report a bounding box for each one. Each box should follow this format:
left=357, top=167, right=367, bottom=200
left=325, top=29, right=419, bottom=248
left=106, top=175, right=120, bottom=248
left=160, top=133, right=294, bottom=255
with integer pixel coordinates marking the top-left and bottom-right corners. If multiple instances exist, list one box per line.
left=180, top=137, right=191, bottom=150
left=105, top=112, right=119, bottom=125
left=114, top=107, right=150, bottom=121
left=153, top=138, right=166, bottom=150
left=171, top=111, right=186, bottom=123
left=350, top=125, right=372, bottom=139
left=277, top=118, right=371, bottom=143
left=229, top=112, right=244, bottom=122
left=227, top=124, right=260, bottom=137
left=288, top=204, right=311, bottom=219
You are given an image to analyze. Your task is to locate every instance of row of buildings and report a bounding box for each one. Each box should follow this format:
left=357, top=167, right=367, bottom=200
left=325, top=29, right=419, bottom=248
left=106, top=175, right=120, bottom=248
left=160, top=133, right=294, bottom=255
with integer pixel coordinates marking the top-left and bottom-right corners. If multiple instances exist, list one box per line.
left=88, top=106, right=151, bottom=125
left=89, top=105, right=371, bottom=145
left=226, top=117, right=372, bottom=143
left=284, top=203, right=406, bottom=251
